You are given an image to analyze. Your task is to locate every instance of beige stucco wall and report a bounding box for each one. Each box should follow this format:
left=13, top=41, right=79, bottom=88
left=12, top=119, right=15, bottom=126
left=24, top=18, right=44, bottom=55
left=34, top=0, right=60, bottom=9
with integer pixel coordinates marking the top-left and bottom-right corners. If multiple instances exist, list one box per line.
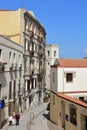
left=50, top=92, right=59, bottom=125
left=50, top=92, right=87, bottom=130
left=0, top=9, right=21, bottom=44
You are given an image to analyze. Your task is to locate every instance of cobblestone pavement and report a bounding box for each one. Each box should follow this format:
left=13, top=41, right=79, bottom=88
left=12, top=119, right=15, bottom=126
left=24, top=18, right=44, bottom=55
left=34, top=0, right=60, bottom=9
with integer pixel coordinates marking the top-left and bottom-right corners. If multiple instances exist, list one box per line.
left=2, top=103, right=63, bottom=130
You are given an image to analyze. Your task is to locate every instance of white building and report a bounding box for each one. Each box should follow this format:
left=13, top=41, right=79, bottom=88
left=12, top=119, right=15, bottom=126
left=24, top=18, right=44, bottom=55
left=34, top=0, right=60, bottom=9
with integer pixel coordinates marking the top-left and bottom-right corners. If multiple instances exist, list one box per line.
left=0, top=35, right=23, bottom=128
left=45, top=44, right=59, bottom=91
left=51, top=58, right=87, bottom=99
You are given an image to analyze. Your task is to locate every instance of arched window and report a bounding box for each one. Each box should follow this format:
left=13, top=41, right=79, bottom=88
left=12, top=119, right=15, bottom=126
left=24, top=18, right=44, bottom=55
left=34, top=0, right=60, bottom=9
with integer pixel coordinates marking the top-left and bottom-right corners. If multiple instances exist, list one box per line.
left=54, top=51, right=56, bottom=57
left=69, top=104, right=77, bottom=125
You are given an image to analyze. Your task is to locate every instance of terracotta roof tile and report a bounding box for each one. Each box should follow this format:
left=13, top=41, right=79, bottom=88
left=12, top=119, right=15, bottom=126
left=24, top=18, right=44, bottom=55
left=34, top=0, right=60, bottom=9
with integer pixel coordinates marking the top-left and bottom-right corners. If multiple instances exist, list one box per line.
left=58, top=58, right=87, bottom=67
left=58, top=93, right=87, bottom=108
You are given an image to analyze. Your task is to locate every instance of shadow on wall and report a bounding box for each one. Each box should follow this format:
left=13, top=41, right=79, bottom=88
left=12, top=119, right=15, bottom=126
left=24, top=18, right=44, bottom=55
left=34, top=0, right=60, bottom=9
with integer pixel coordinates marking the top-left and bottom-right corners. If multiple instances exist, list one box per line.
left=42, top=111, right=62, bottom=130
left=0, top=108, right=8, bottom=128
left=42, top=111, right=50, bottom=121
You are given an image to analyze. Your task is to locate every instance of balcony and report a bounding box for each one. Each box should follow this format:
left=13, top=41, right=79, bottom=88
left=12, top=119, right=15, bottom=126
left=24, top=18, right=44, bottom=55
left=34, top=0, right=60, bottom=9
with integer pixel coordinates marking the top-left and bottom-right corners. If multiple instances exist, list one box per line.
left=29, top=70, right=34, bottom=75
left=38, top=74, right=42, bottom=82
left=30, top=31, right=34, bottom=38
left=30, top=51, right=34, bottom=56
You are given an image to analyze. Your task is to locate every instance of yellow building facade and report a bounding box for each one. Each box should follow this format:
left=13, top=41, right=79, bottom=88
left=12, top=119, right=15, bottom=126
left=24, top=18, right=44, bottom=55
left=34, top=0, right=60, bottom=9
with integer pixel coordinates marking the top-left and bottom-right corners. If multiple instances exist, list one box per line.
left=0, top=9, right=22, bottom=44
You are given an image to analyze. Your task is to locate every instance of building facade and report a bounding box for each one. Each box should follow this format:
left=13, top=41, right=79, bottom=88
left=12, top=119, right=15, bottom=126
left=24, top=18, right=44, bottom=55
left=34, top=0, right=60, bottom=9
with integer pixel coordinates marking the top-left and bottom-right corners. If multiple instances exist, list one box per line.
left=45, top=44, right=59, bottom=91
left=50, top=92, right=87, bottom=130
left=50, top=58, right=87, bottom=130
left=0, top=35, right=23, bottom=128
left=0, top=8, right=46, bottom=109
left=51, top=58, right=87, bottom=99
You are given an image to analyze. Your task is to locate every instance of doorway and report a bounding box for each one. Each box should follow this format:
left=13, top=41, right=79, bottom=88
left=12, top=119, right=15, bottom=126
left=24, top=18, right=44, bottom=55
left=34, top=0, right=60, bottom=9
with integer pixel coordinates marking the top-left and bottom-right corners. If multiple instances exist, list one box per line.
left=81, top=115, right=87, bottom=130
left=61, top=101, right=65, bottom=128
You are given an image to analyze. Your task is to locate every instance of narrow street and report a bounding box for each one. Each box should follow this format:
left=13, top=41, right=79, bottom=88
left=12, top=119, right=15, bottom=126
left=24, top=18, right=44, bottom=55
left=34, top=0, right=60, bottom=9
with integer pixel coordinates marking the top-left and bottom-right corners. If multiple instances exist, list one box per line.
left=2, top=103, right=63, bottom=130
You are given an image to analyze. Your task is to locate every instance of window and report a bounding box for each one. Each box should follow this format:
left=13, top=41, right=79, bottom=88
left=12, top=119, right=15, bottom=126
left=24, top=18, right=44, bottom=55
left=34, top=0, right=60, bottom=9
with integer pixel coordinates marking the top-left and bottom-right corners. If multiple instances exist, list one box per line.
left=25, top=59, right=27, bottom=71
left=53, top=95, right=55, bottom=105
left=53, top=72, right=55, bottom=82
left=25, top=21, right=29, bottom=30
left=14, top=53, right=16, bottom=62
left=48, top=50, right=50, bottom=56
left=9, top=81, right=12, bottom=99
left=18, top=79, right=21, bottom=92
left=25, top=39, right=29, bottom=51
left=13, top=80, right=16, bottom=98
left=79, top=97, right=84, bottom=101
left=19, top=54, right=21, bottom=61
left=30, top=43, right=32, bottom=51
left=34, top=43, right=36, bottom=52
left=9, top=52, right=11, bottom=62
left=66, top=73, right=73, bottom=82
left=70, top=106, right=77, bottom=125
left=54, top=51, right=56, bottom=57
left=0, top=49, right=2, bottom=61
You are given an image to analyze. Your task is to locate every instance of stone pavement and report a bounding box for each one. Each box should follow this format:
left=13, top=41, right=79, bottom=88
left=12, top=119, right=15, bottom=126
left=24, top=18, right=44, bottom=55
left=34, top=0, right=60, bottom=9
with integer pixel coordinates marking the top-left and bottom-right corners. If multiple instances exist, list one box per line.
left=2, top=103, right=63, bottom=130
left=30, top=110, right=64, bottom=130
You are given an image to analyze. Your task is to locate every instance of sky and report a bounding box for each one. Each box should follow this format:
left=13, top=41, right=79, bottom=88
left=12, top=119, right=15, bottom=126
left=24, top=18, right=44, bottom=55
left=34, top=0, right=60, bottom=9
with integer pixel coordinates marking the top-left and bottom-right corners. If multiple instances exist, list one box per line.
left=0, top=0, right=87, bottom=58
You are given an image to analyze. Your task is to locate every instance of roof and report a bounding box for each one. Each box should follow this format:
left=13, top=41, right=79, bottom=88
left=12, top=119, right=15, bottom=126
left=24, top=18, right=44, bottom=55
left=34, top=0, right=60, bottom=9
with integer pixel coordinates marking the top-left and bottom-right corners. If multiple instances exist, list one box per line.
left=58, top=93, right=87, bottom=108
left=0, top=9, right=16, bottom=11
left=28, top=11, right=36, bottom=18
left=54, top=58, right=87, bottom=68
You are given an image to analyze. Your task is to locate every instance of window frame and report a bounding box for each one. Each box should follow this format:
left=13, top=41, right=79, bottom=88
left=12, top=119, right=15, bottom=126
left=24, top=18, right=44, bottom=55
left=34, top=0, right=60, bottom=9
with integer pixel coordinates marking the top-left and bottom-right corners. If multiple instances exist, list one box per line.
left=54, top=50, right=56, bottom=57
left=66, top=73, right=73, bottom=83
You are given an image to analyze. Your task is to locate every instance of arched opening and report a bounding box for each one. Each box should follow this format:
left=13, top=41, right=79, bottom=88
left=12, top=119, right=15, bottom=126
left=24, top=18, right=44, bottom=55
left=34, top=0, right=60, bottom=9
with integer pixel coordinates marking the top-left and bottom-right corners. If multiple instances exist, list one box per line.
left=69, top=104, right=77, bottom=125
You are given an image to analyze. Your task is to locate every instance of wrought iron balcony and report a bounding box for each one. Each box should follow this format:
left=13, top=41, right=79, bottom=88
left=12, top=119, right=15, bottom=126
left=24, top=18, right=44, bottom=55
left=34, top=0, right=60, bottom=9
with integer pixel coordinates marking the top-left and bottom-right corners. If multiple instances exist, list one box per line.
left=29, top=70, right=34, bottom=75
left=30, top=31, right=34, bottom=38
